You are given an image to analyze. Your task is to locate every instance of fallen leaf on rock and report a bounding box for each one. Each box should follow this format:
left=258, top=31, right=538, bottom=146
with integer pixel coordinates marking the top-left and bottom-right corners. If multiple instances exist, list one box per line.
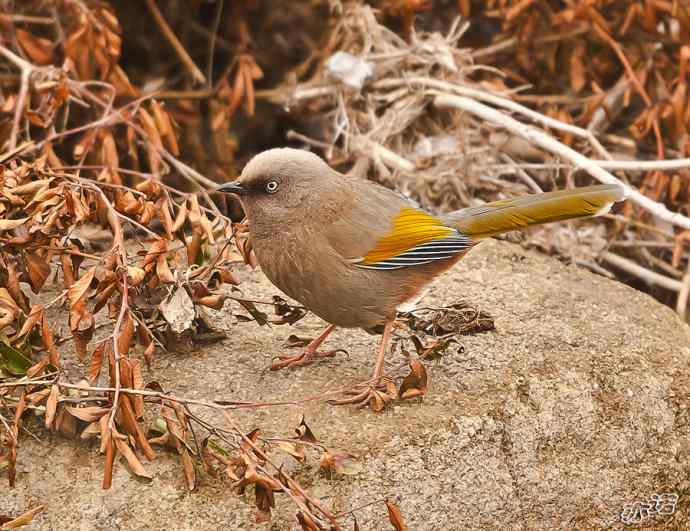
left=161, top=286, right=195, bottom=334
left=398, top=359, right=428, bottom=400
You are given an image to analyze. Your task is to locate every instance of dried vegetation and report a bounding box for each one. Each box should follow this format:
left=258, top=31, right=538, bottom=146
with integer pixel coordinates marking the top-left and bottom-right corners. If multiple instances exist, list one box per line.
left=0, top=0, right=689, bottom=528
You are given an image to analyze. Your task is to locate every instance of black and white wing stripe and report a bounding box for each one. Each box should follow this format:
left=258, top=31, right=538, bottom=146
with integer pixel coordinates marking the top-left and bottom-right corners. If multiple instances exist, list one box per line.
left=353, top=233, right=473, bottom=270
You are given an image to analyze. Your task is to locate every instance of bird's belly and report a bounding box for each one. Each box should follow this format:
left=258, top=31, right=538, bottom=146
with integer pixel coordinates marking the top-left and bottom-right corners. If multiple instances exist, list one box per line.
left=252, top=231, right=468, bottom=329
left=253, top=235, right=393, bottom=328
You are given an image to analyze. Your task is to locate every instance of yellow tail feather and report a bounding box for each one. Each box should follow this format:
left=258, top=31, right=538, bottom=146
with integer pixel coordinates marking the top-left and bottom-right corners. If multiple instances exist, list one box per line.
left=444, top=184, right=625, bottom=239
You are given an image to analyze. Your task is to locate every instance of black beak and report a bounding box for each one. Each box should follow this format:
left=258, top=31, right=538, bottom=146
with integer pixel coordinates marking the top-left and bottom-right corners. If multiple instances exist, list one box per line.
left=216, top=181, right=246, bottom=195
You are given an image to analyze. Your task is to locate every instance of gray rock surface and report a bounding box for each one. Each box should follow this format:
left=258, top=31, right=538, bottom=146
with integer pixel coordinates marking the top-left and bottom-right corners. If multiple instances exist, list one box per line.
left=2, top=240, right=689, bottom=530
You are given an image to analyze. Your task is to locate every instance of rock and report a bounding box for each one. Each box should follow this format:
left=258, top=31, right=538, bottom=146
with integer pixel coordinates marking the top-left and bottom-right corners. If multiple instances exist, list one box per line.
left=2, top=240, right=689, bottom=530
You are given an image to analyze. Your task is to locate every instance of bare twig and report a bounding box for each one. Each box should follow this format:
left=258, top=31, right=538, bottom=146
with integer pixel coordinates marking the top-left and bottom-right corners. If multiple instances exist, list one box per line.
left=0, top=44, right=35, bottom=150
left=434, top=94, right=690, bottom=231
left=677, top=262, right=690, bottom=321
left=600, top=251, right=683, bottom=292
left=206, top=0, right=224, bottom=88
left=144, top=0, right=206, bottom=85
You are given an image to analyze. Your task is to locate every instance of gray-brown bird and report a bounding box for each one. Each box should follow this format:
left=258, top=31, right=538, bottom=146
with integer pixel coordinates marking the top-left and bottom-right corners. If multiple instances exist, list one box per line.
left=218, top=148, right=625, bottom=408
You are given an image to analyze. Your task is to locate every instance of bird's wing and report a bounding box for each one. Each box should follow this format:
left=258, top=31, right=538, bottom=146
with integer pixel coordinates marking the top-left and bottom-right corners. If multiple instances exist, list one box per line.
left=325, top=181, right=473, bottom=271
left=350, top=207, right=472, bottom=270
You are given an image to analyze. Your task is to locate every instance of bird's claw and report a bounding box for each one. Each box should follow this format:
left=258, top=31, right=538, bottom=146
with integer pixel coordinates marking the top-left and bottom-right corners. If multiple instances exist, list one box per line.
left=270, top=348, right=345, bottom=370
left=328, top=379, right=397, bottom=412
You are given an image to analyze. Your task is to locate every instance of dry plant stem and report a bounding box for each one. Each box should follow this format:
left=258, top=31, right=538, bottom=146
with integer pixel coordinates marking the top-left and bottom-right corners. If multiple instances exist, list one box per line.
left=434, top=94, right=690, bottom=231
left=376, top=76, right=612, bottom=158
left=495, top=159, right=690, bottom=171
left=591, top=158, right=690, bottom=171
left=0, top=44, right=34, bottom=150
left=500, top=154, right=542, bottom=193
left=91, top=187, right=131, bottom=429
left=601, top=251, right=683, bottom=292
left=1, top=360, right=411, bottom=412
left=677, top=262, right=690, bottom=321
left=144, top=0, right=206, bottom=85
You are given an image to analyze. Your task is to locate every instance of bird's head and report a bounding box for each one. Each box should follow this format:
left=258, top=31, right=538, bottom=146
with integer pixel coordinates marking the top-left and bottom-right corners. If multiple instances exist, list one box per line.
left=216, top=148, right=336, bottom=224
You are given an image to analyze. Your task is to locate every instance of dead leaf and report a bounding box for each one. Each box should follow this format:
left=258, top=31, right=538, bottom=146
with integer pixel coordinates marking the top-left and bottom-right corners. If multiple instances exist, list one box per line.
left=65, top=406, right=111, bottom=423
left=24, top=252, right=50, bottom=293
left=45, top=385, right=59, bottom=429
left=294, top=415, right=318, bottom=443
left=15, top=304, right=43, bottom=339
left=385, top=500, right=408, bottom=531
left=114, top=437, right=152, bottom=480
left=67, top=267, right=96, bottom=309
left=0, top=505, right=45, bottom=529
left=296, top=511, right=319, bottom=531
left=180, top=447, right=196, bottom=491
left=275, top=441, right=305, bottom=463
left=102, top=436, right=115, bottom=489
left=398, top=360, right=428, bottom=400
left=161, top=286, right=195, bottom=334
left=320, top=449, right=361, bottom=476
left=0, top=218, right=28, bottom=232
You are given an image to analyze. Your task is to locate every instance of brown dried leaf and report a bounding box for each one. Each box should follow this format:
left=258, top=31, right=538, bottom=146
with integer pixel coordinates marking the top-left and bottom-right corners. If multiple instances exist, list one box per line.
left=398, top=360, right=428, bottom=400
left=89, top=342, right=105, bottom=384
left=171, top=199, right=188, bottom=232
left=319, top=449, right=361, bottom=476
left=296, top=511, right=319, bottom=531
left=0, top=218, right=28, bottom=232
left=41, top=312, right=59, bottom=367
left=151, top=100, right=179, bottom=156
left=44, top=385, right=59, bottom=429
left=80, top=422, right=102, bottom=440
left=16, top=28, right=53, bottom=65
left=119, top=395, right=156, bottom=460
left=102, top=436, right=115, bottom=489
left=15, top=304, right=43, bottom=339
left=24, top=252, right=50, bottom=293
left=116, top=311, right=134, bottom=359
left=143, top=340, right=155, bottom=367
left=67, top=267, right=95, bottom=309
left=181, top=447, right=196, bottom=491
left=275, top=441, right=305, bottom=463
left=0, top=505, right=45, bottom=529
left=155, top=197, right=173, bottom=239
left=127, top=267, right=146, bottom=286
left=65, top=406, right=110, bottom=423
left=138, top=108, right=162, bottom=175
left=114, top=437, right=152, bottom=480
left=101, top=130, right=119, bottom=169
left=385, top=501, right=408, bottom=531
left=155, top=245, right=175, bottom=284
left=131, top=359, right=145, bottom=420
left=294, top=415, right=318, bottom=443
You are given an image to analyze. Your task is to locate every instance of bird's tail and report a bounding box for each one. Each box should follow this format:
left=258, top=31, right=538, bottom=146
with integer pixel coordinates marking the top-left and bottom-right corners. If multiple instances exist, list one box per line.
left=442, top=184, right=625, bottom=239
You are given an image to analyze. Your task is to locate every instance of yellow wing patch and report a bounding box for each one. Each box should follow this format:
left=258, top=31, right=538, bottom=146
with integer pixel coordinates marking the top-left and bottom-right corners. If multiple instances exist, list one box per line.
left=360, top=208, right=455, bottom=264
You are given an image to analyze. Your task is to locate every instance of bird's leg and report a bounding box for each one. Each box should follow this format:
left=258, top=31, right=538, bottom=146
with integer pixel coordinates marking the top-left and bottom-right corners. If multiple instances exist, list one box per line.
left=270, top=324, right=341, bottom=370
left=329, top=321, right=397, bottom=411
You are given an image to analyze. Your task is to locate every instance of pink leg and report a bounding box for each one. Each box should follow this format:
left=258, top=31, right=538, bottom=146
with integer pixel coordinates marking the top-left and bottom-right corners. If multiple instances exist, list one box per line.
left=270, top=324, right=339, bottom=370
left=329, top=321, right=396, bottom=411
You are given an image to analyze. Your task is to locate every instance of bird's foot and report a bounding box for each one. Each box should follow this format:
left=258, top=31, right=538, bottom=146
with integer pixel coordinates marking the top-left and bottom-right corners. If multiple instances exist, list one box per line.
left=270, top=348, right=344, bottom=370
left=328, top=379, right=397, bottom=412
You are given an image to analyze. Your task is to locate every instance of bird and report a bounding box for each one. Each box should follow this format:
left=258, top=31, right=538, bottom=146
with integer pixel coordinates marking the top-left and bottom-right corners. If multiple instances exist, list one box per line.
left=217, top=148, right=625, bottom=409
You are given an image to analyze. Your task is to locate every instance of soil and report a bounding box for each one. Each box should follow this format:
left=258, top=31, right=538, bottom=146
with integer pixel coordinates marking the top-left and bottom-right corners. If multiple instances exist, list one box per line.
left=2, top=239, right=690, bottom=530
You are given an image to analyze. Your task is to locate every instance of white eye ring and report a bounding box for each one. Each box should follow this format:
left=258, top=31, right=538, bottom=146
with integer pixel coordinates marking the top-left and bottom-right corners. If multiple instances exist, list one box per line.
left=265, top=180, right=279, bottom=193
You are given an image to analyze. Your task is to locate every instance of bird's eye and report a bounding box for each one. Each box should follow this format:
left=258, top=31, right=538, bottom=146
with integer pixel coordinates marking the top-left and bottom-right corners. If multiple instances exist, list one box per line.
left=265, top=180, right=279, bottom=193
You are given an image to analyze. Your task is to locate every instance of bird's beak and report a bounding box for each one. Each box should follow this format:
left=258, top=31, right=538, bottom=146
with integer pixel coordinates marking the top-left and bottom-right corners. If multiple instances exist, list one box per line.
left=215, top=181, right=246, bottom=195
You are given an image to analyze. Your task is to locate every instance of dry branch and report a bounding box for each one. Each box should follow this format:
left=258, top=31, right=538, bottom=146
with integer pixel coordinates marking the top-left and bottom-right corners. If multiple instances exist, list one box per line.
left=434, top=94, right=690, bottom=231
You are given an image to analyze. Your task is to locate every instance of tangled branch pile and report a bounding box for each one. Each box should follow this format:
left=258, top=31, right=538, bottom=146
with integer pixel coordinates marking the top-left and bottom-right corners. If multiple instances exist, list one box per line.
left=1, top=0, right=690, bottom=528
